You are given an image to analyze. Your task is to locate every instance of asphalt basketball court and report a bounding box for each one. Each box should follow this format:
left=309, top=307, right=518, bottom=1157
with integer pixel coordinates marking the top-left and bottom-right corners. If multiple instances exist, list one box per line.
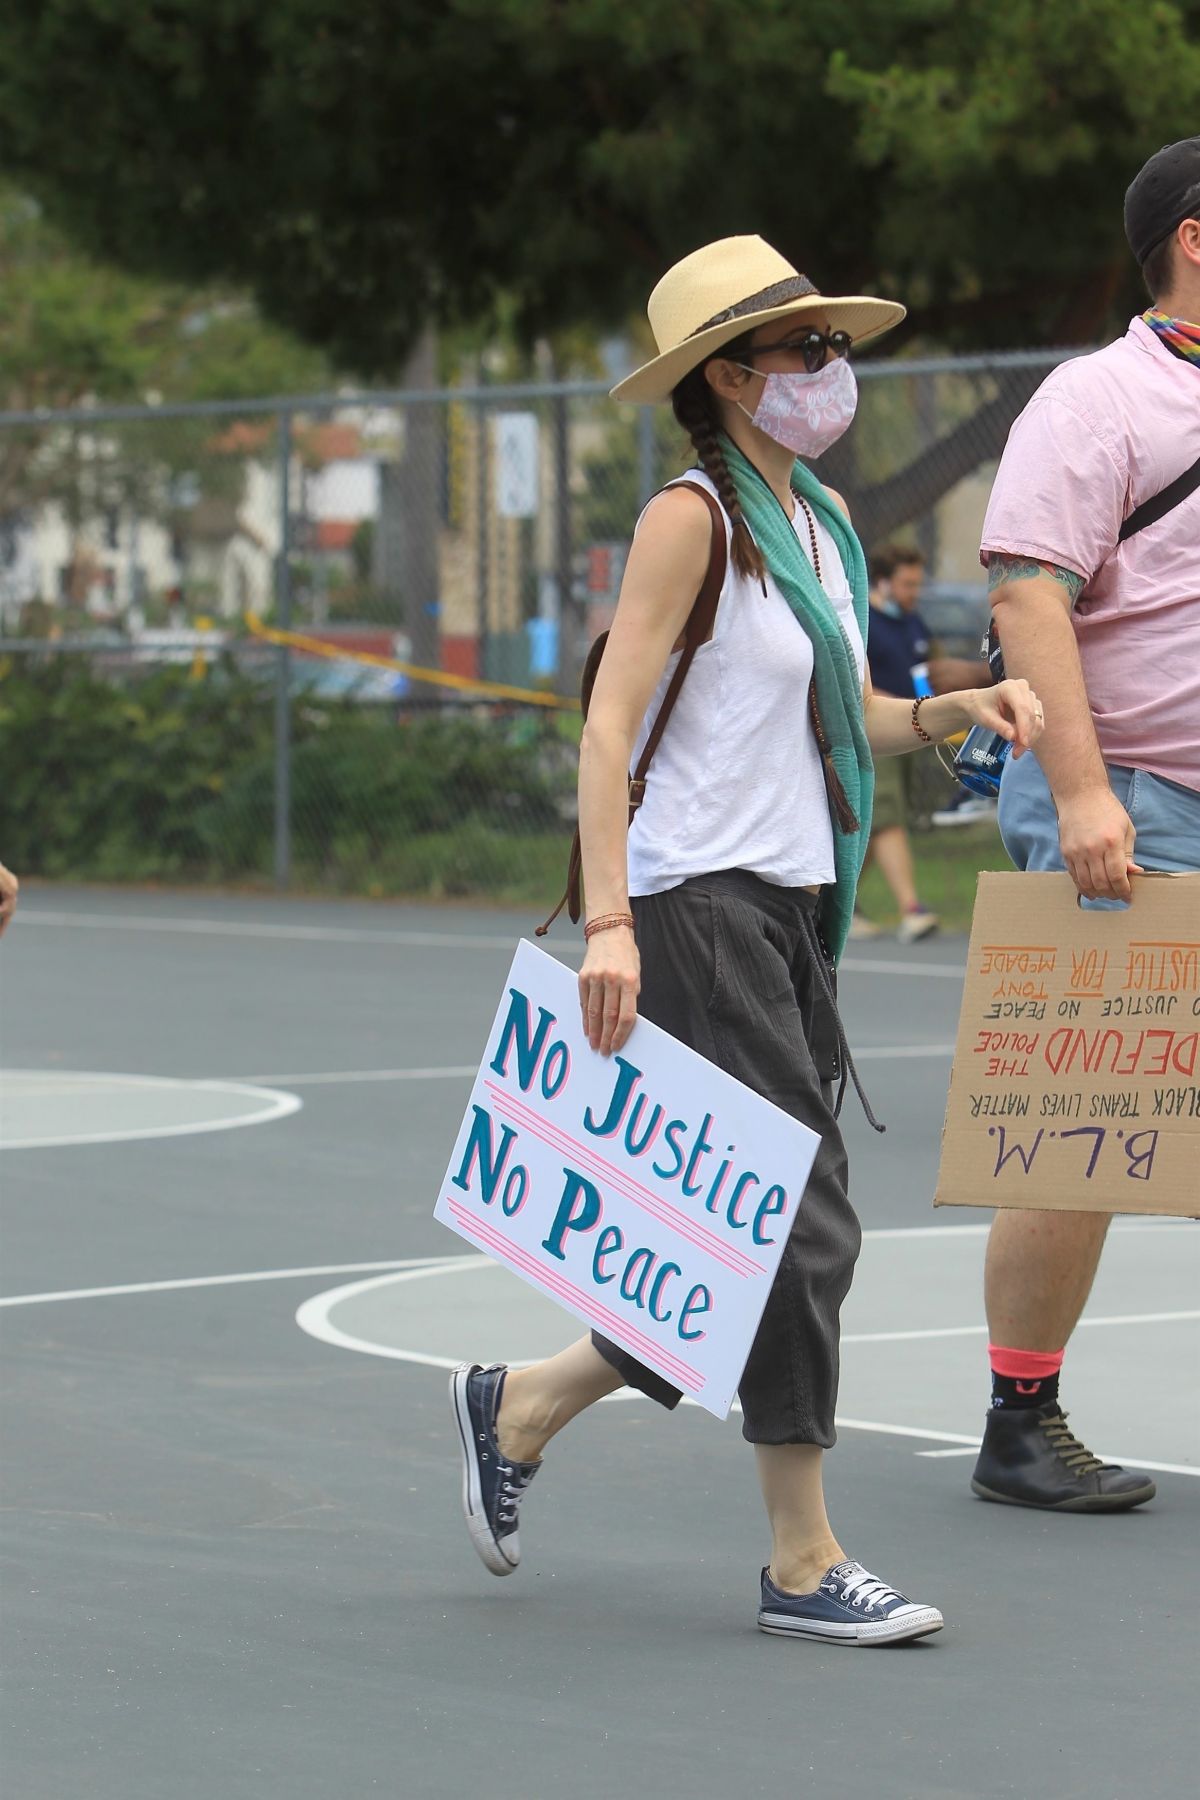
left=2, top=886, right=1196, bottom=1800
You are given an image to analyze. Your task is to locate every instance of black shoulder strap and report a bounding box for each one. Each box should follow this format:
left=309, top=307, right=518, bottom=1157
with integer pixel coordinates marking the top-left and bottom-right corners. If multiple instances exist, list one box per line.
left=1118, top=451, right=1200, bottom=542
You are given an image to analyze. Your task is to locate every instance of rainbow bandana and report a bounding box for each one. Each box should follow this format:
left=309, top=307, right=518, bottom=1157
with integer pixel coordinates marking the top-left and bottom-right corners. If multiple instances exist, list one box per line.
left=1143, top=309, right=1200, bottom=364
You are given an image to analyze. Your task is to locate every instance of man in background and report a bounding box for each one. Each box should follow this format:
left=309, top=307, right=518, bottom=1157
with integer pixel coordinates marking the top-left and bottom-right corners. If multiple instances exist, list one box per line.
left=969, top=137, right=1200, bottom=1513
left=860, top=545, right=940, bottom=942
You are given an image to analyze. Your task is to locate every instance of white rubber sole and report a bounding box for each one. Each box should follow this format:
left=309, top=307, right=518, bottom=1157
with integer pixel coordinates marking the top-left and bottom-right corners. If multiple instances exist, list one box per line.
left=896, top=918, right=939, bottom=945
left=758, top=1606, right=944, bottom=1646
left=970, top=1476, right=1156, bottom=1512
left=450, top=1365, right=518, bottom=1578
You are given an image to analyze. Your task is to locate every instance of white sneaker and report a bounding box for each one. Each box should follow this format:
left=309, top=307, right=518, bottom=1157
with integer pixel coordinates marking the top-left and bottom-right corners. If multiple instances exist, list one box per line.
left=931, top=792, right=998, bottom=827
left=847, top=911, right=882, bottom=940
left=897, top=907, right=939, bottom=944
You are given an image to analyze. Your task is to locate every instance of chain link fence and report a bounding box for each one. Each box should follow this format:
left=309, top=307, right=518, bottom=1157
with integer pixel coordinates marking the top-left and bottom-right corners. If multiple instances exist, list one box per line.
left=0, top=349, right=1077, bottom=904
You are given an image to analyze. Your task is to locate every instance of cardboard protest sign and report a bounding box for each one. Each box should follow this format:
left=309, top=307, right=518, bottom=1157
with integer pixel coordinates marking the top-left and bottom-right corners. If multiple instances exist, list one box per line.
left=435, top=940, right=820, bottom=1418
left=936, top=872, right=1200, bottom=1218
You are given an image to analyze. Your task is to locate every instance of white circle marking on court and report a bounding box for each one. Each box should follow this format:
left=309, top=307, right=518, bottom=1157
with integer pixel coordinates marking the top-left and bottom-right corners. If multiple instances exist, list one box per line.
left=0, top=1069, right=302, bottom=1150
left=294, top=1223, right=1200, bottom=1477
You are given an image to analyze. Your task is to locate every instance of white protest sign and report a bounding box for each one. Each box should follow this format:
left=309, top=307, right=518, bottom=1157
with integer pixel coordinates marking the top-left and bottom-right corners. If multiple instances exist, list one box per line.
left=493, top=412, right=540, bottom=518
left=434, top=940, right=820, bottom=1419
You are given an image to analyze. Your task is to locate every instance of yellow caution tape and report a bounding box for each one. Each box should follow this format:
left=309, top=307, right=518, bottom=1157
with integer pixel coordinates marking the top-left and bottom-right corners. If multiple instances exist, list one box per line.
left=245, top=615, right=578, bottom=711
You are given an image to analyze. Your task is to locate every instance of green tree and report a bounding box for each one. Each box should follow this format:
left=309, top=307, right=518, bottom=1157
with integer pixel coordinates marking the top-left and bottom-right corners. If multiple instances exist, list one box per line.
left=0, top=187, right=333, bottom=606
left=0, top=188, right=331, bottom=419
left=0, top=1, right=1196, bottom=373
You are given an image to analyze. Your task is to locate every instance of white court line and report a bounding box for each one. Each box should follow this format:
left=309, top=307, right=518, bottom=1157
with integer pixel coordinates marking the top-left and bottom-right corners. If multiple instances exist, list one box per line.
left=290, top=1276, right=1200, bottom=1481
left=605, top=1392, right=1199, bottom=1476
left=292, top=1265, right=1198, bottom=1359
left=16, top=909, right=968, bottom=977
left=839, top=957, right=965, bottom=979
left=15, top=910, right=558, bottom=953
left=293, top=1270, right=1200, bottom=1367
left=1, top=1219, right=1187, bottom=1310
left=0, top=1256, right=467, bottom=1309
left=850, top=1221, right=1195, bottom=1242
left=242, top=1047, right=955, bottom=1085
left=843, top=1310, right=1200, bottom=1346
left=1, top=1054, right=957, bottom=1098
left=245, top=1065, right=480, bottom=1086
left=836, top=1420, right=1198, bottom=1479
left=0, top=1072, right=301, bottom=1151
left=294, top=1263, right=491, bottom=1361
left=4, top=1247, right=1193, bottom=1477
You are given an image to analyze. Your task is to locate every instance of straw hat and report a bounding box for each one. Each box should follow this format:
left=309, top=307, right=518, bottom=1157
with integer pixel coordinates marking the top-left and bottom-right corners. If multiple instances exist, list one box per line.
left=610, top=235, right=906, bottom=405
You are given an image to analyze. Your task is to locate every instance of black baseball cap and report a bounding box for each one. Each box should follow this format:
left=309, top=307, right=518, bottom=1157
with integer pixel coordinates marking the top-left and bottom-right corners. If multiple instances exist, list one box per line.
left=1124, top=136, right=1200, bottom=266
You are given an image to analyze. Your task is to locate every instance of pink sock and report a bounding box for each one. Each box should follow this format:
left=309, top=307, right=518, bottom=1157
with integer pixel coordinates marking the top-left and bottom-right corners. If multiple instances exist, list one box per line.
left=988, top=1343, right=1065, bottom=1406
left=988, top=1345, right=1065, bottom=1381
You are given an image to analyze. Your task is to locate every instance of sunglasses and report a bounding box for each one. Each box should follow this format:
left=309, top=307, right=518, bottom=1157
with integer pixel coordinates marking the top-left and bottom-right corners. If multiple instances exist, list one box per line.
left=738, top=327, right=853, bottom=373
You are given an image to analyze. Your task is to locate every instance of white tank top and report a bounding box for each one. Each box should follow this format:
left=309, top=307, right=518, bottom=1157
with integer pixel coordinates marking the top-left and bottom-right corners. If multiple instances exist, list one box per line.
left=626, top=468, right=866, bottom=897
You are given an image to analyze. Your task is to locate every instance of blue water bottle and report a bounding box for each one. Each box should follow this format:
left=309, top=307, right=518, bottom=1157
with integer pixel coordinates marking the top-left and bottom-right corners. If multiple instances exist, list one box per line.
left=952, top=622, right=1009, bottom=797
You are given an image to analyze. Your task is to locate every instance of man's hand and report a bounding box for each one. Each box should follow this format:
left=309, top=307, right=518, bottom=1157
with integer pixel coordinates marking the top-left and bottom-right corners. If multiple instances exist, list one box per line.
left=986, top=559, right=1141, bottom=904
left=1056, top=788, right=1142, bottom=902
left=0, top=860, right=18, bottom=938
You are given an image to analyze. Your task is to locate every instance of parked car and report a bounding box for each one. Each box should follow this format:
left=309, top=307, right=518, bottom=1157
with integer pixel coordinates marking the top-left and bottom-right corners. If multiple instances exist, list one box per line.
left=919, top=583, right=990, bottom=662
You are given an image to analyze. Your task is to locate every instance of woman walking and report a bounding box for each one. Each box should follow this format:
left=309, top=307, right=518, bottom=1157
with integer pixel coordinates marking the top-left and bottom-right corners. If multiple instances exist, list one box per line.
left=452, top=237, right=1043, bottom=1644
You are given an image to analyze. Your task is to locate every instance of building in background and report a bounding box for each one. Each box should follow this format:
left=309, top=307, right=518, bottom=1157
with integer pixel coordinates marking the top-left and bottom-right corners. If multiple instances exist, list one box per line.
left=0, top=364, right=1030, bottom=682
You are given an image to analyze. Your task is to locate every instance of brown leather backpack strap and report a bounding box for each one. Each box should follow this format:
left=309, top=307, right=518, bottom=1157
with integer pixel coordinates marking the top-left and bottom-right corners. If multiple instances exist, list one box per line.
left=628, top=480, right=726, bottom=810
left=534, top=825, right=583, bottom=934
left=535, top=478, right=726, bottom=937
left=579, top=631, right=608, bottom=718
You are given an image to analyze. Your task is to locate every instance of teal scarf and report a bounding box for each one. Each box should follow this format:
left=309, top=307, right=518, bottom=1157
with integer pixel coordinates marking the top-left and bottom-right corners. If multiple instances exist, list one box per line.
left=720, top=435, right=874, bottom=964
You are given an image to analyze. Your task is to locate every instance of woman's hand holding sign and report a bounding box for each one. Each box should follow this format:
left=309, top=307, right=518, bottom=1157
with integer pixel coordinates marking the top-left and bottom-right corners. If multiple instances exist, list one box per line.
left=580, top=923, right=640, bottom=1058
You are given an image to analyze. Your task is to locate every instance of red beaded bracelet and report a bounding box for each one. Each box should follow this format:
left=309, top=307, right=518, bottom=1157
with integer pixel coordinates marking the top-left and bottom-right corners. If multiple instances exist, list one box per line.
left=911, top=696, right=934, bottom=744
left=584, top=911, right=635, bottom=941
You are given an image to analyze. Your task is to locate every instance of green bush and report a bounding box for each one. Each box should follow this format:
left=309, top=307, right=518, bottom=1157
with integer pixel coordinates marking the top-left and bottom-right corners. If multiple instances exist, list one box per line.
left=0, top=655, right=1013, bottom=921
left=0, top=656, right=574, bottom=897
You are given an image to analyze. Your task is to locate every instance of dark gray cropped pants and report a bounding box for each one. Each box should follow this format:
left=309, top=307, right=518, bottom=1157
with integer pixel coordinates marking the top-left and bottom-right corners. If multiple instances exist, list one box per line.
left=592, top=870, right=862, bottom=1447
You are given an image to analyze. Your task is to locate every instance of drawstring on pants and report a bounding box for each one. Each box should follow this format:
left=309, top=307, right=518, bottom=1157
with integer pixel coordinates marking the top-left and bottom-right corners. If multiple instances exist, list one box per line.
left=798, top=909, right=886, bottom=1134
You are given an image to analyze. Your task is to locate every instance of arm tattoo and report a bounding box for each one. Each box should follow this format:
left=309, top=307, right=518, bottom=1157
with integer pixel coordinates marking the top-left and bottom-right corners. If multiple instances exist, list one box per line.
left=987, top=554, right=1085, bottom=603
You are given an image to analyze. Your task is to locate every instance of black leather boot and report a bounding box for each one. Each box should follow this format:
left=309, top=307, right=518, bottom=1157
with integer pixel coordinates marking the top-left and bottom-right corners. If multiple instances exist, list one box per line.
left=971, top=1402, right=1157, bottom=1512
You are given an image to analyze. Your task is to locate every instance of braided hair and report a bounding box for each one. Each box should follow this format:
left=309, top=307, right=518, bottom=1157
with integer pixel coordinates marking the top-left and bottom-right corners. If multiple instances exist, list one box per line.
left=671, top=342, right=766, bottom=587
left=673, top=337, right=860, bottom=841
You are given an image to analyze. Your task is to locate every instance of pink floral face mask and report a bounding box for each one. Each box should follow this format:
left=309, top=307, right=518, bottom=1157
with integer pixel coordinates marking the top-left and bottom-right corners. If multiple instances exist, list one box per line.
left=739, top=357, right=858, bottom=458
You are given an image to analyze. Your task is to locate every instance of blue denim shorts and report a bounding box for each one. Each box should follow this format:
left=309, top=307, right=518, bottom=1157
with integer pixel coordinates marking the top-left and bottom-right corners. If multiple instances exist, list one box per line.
left=998, top=752, right=1200, bottom=895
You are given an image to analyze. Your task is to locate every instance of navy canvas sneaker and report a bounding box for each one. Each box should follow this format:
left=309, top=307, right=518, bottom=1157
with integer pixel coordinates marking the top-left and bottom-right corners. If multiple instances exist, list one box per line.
left=450, top=1363, right=540, bottom=1576
left=758, top=1561, right=943, bottom=1645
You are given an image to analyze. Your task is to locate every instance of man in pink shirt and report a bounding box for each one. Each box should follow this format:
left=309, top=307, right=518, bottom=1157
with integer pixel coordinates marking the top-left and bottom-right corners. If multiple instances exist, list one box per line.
left=970, top=138, right=1200, bottom=1513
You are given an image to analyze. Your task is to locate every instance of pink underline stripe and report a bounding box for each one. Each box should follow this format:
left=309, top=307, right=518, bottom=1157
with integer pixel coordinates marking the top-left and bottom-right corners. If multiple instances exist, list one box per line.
left=488, top=1095, right=754, bottom=1283
left=446, top=1198, right=704, bottom=1392
left=486, top=1079, right=769, bottom=1274
left=447, top=1200, right=703, bottom=1391
left=447, top=1200, right=702, bottom=1391
left=483, top=1079, right=765, bottom=1280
